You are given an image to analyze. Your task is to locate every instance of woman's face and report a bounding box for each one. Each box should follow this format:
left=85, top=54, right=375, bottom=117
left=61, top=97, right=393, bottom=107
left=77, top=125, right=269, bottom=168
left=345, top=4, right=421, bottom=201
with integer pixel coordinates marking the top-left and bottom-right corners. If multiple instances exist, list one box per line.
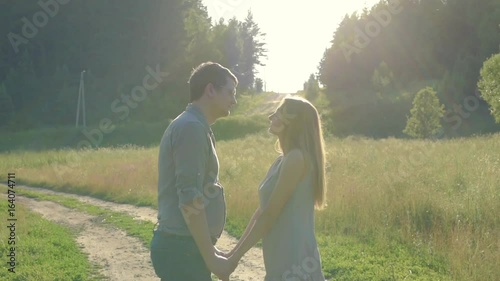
left=268, top=109, right=286, bottom=136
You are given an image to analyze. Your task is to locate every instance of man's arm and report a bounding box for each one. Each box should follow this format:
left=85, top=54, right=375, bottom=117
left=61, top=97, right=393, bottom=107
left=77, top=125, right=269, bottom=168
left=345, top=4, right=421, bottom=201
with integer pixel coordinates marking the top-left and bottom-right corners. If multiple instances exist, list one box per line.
left=181, top=201, right=233, bottom=279
left=173, top=122, right=235, bottom=279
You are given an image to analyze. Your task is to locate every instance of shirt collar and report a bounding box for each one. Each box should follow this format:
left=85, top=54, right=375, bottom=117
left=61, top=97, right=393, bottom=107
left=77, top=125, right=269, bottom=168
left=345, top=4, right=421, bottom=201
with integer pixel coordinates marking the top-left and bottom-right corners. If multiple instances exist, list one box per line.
left=185, top=103, right=211, bottom=131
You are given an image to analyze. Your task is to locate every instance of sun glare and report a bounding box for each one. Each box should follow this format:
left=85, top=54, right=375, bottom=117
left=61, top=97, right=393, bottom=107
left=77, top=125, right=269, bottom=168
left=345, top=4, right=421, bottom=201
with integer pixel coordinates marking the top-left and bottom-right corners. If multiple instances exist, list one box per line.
left=203, top=0, right=381, bottom=93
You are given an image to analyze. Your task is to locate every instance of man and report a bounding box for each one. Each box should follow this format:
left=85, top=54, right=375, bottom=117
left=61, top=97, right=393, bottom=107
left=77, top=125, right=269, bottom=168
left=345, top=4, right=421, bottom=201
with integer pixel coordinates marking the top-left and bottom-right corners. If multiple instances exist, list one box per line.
left=150, top=62, right=238, bottom=280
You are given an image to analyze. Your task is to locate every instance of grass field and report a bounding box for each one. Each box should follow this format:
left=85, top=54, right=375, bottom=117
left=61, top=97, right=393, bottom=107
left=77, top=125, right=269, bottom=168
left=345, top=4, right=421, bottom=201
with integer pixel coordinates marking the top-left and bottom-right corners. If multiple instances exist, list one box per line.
left=1, top=130, right=498, bottom=280
left=0, top=186, right=101, bottom=281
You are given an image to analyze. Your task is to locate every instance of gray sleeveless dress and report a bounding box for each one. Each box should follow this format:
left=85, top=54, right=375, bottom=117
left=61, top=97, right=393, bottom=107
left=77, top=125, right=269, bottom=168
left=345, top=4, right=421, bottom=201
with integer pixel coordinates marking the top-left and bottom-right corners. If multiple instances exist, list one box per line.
left=259, top=155, right=326, bottom=281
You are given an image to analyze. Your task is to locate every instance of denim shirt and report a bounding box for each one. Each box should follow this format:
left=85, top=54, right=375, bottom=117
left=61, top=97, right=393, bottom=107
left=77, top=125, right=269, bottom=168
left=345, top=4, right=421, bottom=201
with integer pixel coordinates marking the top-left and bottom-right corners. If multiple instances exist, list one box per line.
left=156, top=104, right=226, bottom=239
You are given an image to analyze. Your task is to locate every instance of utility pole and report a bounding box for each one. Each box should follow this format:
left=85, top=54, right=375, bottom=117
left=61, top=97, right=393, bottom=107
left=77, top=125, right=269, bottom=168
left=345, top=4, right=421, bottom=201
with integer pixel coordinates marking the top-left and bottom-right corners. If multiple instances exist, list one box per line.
left=75, top=70, right=86, bottom=128
left=263, top=65, right=267, bottom=92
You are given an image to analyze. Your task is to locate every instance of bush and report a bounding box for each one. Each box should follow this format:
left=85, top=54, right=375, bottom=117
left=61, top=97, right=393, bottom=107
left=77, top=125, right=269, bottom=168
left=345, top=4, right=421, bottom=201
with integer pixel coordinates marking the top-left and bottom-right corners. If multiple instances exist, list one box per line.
left=403, top=87, right=445, bottom=138
left=478, top=53, right=500, bottom=123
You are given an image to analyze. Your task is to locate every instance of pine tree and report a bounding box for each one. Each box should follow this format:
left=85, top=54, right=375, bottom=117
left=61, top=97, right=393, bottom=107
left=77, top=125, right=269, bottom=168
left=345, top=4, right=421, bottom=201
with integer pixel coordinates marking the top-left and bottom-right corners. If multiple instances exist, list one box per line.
left=304, top=74, right=320, bottom=101
left=254, top=78, right=264, bottom=93
left=371, top=61, right=395, bottom=101
left=238, top=11, right=267, bottom=91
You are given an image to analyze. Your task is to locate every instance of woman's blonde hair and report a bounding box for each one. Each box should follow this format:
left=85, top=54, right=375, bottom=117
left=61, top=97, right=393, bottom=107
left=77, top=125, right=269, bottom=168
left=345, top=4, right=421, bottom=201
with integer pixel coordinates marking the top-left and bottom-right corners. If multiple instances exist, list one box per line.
left=275, top=96, right=326, bottom=209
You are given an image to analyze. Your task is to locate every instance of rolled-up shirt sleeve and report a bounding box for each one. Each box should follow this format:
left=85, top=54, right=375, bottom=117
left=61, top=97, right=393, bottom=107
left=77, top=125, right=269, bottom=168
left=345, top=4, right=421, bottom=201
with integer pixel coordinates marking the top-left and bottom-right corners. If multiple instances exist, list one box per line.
left=172, top=121, right=209, bottom=208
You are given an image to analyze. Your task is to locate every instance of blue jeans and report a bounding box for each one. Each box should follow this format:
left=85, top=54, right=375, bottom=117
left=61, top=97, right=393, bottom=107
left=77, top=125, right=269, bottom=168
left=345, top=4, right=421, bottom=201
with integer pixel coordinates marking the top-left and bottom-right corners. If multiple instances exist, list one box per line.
left=150, top=231, right=212, bottom=281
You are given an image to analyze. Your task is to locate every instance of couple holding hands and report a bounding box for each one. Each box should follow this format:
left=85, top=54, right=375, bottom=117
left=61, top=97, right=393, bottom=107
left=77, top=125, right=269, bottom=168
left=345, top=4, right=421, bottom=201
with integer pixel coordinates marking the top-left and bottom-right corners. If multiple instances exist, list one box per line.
left=150, top=62, right=326, bottom=281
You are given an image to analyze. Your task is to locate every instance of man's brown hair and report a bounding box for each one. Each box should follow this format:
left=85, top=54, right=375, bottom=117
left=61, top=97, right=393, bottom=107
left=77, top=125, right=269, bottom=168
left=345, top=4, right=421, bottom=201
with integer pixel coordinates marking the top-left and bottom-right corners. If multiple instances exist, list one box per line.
left=188, top=62, right=238, bottom=102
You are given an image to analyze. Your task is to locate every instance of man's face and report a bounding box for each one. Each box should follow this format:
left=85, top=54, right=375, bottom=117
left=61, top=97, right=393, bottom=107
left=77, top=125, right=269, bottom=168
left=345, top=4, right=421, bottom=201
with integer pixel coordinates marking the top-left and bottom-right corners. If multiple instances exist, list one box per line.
left=212, top=77, right=237, bottom=118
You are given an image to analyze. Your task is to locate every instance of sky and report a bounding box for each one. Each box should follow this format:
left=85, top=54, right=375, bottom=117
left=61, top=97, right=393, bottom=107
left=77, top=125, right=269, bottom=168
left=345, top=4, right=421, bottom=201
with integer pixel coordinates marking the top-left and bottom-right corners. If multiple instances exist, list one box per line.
left=202, top=0, right=381, bottom=93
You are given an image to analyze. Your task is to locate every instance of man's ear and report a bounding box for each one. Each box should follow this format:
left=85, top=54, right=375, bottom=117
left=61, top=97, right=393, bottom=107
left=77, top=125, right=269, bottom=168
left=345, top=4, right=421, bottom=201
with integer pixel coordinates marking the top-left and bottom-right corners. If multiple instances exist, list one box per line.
left=205, top=83, right=216, bottom=98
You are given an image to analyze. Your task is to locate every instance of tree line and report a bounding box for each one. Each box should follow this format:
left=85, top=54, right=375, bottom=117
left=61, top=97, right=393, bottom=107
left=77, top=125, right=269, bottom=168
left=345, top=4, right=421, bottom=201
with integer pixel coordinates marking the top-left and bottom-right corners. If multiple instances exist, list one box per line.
left=0, top=0, right=266, bottom=130
left=317, top=0, right=500, bottom=138
left=2, top=0, right=499, bottom=138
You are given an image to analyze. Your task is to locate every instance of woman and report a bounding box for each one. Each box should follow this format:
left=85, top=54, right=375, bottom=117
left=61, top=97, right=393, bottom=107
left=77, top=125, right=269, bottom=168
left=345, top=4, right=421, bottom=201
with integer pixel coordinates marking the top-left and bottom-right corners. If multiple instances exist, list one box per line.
left=226, top=96, right=326, bottom=280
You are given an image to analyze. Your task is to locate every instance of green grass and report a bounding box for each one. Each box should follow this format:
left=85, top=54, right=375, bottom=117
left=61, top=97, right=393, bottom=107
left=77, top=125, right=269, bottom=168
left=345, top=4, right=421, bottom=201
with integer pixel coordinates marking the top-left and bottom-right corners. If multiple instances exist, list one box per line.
left=15, top=188, right=155, bottom=249
left=318, top=235, right=451, bottom=281
left=0, top=186, right=101, bottom=281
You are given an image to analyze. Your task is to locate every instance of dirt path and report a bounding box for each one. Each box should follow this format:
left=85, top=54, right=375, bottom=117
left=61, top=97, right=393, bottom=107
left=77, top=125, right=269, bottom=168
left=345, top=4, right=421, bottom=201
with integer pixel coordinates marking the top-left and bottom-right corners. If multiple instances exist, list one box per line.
left=18, top=196, right=158, bottom=281
left=248, top=92, right=290, bottom=116
left=18, top=185, right=266, bottom=281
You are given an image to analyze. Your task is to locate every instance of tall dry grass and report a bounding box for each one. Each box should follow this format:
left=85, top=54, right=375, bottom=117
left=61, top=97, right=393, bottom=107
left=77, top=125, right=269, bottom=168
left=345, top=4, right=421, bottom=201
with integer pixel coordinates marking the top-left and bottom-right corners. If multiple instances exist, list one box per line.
left=1, top=133, right=498, bottom=280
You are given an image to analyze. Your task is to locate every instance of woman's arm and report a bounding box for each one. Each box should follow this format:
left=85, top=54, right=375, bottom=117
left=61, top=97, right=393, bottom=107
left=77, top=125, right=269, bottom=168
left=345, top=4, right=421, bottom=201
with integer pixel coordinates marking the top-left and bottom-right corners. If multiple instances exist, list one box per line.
left=224, top=208, right=261, bottom=257
left=229, top=150, right=305, bottom=262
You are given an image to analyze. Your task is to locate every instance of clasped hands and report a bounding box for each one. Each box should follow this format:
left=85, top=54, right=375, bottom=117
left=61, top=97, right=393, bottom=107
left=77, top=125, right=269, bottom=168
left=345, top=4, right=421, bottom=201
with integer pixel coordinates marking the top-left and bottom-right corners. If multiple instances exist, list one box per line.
left=209, top=247, right=240, bottom=281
